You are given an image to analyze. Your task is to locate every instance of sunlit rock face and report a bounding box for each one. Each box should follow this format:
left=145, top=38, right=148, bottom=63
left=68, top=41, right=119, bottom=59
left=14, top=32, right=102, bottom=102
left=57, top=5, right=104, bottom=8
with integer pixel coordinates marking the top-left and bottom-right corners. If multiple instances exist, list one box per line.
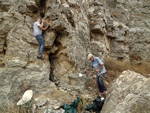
left=101, top=70, right=150, bottom=113
left=0, top=0, right=150, bottom=109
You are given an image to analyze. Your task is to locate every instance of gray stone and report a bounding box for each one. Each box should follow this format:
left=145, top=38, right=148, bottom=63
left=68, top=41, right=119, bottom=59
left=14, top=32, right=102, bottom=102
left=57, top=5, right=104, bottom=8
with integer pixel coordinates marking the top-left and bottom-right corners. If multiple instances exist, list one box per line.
left=101, top=70, right=150, bottom=113
left=18, top=4, right=27, bottom=14
left=70, top=91, right=78, bottom=96
left=44, top=108, right=65, bottom=113
left=25, top=0, right=38, bottom=12
left=0, top=0, right=150, bottom=111
left=44, top=31, right=57, bottom=48
left=91, top=24, right=105, bottom=35
left=36, top=98, right=48, bottom=107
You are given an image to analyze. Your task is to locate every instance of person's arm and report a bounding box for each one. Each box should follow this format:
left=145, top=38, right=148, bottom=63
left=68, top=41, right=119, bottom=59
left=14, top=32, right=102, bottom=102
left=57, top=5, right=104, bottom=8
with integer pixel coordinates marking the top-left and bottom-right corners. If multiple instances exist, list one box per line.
left=38, top=20, right=44, bottom=29
left=42, top=21, right=50, bottom=31
left=89, top=68, right=93, bottom=77
left=96, top=64, right=104, bottom=72
left=96, top=58, right=104, bottom=72
left=42, top=25, right=49, bottom=31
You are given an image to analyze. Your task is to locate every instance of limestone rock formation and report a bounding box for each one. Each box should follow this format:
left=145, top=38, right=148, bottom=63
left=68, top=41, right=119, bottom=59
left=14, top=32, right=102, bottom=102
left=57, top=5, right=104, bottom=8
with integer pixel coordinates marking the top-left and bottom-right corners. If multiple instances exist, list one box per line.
left=105, top=0, right=150, bottom=62
left=0, top=0, right=150, bottom=112
left=101, top=70, right=150, bottom=113
left=0, top=0, right=92, bottom=106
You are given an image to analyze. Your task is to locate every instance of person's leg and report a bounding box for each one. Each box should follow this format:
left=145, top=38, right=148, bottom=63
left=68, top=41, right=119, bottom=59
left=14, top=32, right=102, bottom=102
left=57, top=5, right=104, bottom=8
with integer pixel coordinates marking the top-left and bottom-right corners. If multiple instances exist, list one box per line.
left=97, top=76, right=103, bottom=93
left=99, top=73, right=107, bottom=93
left=39, top=39, right=44, bottom=54
left=35, top=35, right=44, bottom=54
left=35, top=35, right=44, bottom=59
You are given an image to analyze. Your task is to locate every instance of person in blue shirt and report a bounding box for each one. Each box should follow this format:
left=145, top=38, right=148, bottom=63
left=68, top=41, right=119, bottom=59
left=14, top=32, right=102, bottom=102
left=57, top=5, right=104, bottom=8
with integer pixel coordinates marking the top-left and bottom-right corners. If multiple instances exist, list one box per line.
left=88, top=53, right=107, bottom=94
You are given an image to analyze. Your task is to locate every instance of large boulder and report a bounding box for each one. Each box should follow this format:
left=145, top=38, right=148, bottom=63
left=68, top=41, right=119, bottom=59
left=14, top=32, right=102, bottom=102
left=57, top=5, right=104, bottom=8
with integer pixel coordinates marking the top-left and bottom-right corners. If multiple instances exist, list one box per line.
left=101, top=70, right=150, bottom=113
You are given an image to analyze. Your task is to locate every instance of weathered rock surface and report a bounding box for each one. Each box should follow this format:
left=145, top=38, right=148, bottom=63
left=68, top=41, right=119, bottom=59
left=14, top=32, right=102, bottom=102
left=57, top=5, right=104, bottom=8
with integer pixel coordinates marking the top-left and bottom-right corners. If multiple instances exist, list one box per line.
left=101, top=70, right=150, bottom=113
left=105, top=0, right=150, bottom=61
left=0, top=0, right=150, bottom=112
left=0, top=0, right=92, bottom=107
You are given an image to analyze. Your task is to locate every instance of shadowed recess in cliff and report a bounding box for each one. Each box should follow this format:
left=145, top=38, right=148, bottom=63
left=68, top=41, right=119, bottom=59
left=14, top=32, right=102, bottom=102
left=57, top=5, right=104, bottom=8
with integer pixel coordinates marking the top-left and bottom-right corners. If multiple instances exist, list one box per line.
left=48, top=33, right=66, bottom=85
left=0, top=38, right=6, bottom=68
left=39, top=0, right=47, bottom=17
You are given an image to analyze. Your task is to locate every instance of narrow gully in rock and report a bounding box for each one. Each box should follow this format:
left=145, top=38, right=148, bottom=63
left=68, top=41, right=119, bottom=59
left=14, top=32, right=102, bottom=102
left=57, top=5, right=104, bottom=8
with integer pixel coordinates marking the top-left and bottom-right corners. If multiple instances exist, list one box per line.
left=49, top=55, right=57, bottom=82
left=48, top=34, right=63, bottom=86
left=39, top=0, right=47, bottom=17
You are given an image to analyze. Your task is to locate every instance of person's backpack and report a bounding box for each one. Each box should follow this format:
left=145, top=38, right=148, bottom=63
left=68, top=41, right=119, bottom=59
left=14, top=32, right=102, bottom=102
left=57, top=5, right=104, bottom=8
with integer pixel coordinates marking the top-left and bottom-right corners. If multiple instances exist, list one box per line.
left=92, top=96, right=105, bottom=112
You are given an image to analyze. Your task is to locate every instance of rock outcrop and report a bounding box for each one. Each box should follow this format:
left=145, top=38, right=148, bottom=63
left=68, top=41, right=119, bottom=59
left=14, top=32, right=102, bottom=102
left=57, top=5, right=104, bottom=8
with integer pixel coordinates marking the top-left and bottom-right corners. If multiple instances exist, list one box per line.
left=0, top=0, right=93, bottom=106
left=101, top=70, right=150, bottom=113
left=105, top=0, right=150, bottom=62
left=0, top=0, right=150, bottom=111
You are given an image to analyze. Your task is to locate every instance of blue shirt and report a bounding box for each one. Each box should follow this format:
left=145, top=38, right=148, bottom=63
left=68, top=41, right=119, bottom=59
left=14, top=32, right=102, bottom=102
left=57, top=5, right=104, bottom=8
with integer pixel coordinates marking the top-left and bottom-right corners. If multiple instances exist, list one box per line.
left=91, top=57, right=106, bottom=75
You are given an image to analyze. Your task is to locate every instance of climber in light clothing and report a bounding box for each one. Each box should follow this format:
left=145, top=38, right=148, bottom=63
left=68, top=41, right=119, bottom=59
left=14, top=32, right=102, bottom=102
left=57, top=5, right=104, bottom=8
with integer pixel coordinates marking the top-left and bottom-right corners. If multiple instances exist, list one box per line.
left=88, top=53, right=107, bottom=94
left=33, top=18, right=49, bottom=60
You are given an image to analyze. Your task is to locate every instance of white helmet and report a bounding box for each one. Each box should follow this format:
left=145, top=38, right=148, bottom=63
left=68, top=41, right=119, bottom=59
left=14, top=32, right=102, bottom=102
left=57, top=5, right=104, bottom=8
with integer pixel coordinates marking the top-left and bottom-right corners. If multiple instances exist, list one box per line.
left=88, top=53, right=93, bottom=60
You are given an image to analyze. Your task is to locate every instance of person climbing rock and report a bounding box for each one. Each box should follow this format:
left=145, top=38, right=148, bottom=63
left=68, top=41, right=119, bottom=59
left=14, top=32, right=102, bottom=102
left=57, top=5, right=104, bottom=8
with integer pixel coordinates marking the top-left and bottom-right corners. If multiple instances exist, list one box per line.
left=33, top=18, right=50, bottom=60
left=88, top=53, right=107, bottom=94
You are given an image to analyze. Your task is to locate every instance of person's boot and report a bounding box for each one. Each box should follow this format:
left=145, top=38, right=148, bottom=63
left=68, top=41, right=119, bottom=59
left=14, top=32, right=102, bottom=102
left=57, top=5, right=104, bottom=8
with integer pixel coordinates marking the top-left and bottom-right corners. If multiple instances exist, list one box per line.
left=37, top=54, right=44, bottom=60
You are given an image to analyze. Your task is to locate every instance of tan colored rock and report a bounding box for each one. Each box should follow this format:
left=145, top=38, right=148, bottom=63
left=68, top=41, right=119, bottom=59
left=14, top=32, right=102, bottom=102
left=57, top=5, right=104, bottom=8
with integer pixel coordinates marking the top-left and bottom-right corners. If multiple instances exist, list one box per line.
left=101, top=70, right=150, bottom=113
left=0, top=0, right=150, bottom=109
left=25, top=0, right=38, bottom=12
left=44, top=31, right=57, bottom=48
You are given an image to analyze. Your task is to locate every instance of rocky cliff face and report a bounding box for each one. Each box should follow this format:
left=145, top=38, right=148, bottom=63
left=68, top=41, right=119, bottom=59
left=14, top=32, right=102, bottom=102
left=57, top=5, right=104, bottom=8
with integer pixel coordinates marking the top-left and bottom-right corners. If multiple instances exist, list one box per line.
left=0, top=0, right=150, bottom=110
left=104, top=0, right=150, bottom=74
left=0, top=0, right=93, bottom=106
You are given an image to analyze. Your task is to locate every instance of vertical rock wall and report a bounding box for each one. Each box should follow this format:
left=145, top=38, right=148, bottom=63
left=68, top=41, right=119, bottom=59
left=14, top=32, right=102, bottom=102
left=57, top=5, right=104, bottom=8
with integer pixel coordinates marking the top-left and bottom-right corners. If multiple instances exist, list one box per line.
left=0, top=0, right=150, bottom=106
left=0, top=0, right=56, bottom=105
left=105, top=0, right=150, bottom=62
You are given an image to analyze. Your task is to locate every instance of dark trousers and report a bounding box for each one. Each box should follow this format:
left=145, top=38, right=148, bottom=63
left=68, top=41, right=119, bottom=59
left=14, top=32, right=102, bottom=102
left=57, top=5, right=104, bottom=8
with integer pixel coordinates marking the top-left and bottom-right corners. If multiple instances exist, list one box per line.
left=97, top=73, right=107, bottom=92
